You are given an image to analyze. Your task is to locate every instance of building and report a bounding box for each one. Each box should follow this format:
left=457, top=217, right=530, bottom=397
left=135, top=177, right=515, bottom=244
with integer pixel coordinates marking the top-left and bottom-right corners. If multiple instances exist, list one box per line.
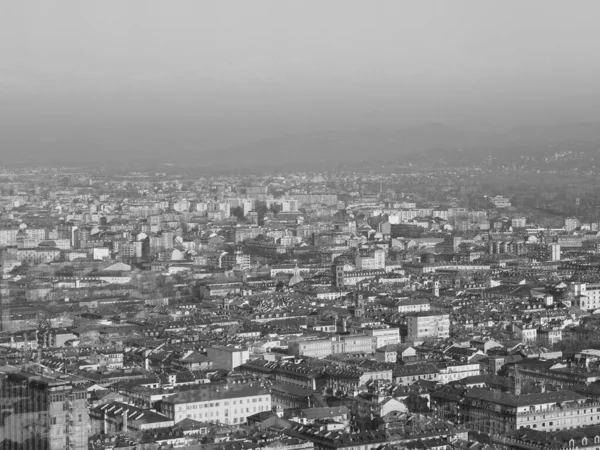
left=461, top=387, right=600, bottom=434
left=120, top=241, right=143, bottom=259
left=233, top=227, right=262, bottom=244
left=549, top=243, right=561, bottom=261
left=511, top=217, right=527, bottom=228
left=565, top=217, right=580, bottom=232
left=437, top=362, right=480, bottom=384
left=0, top=370, right=89, bottom=450
left=221, top=251, right=251, bottom=270
left=331, top=262, right=345, bottom=288
left=289, top=338, right=333, bottom=359
left=90, top=351, right=124, bottom=369
left=364, top=328, right=400, bottom=348
left=92, top=247, right=110, bottom=260
left=207, top=346, right=249, bottom=371
left=490, top=196, right=511, bottom=208
left=355, top=249, right=385, bottom=270
left=395, top=298, right=431, bottom=314
left=90, top=401, right=173, bottom=433
left=407, top=313, right=450, bottom=342
left=514, top=324, right=537, bottom=344
left=161, top=383, right=271, bottom=425
left=573, top=282, right=600, bottom=311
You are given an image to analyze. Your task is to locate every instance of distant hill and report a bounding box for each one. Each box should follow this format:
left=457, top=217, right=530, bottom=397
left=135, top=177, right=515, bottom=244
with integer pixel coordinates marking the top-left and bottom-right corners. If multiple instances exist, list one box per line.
left=3, top=121, right=600, bottom=170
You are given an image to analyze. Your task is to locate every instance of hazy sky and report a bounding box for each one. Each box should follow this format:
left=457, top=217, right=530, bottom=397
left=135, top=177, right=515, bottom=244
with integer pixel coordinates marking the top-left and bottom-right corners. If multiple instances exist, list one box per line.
left=1, top=1, right=600, bottom=161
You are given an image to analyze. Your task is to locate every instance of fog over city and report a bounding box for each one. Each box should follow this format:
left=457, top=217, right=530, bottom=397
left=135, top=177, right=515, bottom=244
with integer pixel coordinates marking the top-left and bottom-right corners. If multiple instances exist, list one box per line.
left=8, top=3, right=600, bottom=449
left=2, top=1, right=600, bottom=167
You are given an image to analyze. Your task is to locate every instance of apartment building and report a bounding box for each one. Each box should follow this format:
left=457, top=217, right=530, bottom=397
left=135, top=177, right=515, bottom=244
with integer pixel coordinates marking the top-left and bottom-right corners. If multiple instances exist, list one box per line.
left=364, top=328, right=401, bottom=348
left=161, top=383, right=271, bottom=425
left=407, top=313, right=450, bottom=342
left=461, top=388, right=600, bottom=434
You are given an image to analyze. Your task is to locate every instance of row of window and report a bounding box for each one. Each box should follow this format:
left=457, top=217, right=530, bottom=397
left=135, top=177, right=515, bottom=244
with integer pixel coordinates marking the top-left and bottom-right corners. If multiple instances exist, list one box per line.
left=185, top=405, right=266, bottom=419
left=179, top=396, right=268, bottom=411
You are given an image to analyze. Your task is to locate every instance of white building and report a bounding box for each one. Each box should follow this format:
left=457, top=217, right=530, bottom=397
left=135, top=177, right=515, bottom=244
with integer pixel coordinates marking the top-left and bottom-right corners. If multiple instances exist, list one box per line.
left=407, top=313, right=450, bottom=342
left=549, top=243, right=561, bottom=261
left=207, top=346, right=249, bottom=371
left=565, top=217, right=580, bottom=232
left=364, top=328, right=400, bottom=348
left=396, top=298, right=431, bottom=314
left=161, top=383, right=271, bottom=425
left=355, top=248, right=385, bottom=270
left=437, top=362, right=480, bottom=384
left=93, top=247, right=110, bottom=260
left=573, top=282, right=600, bottom=311
left=514, top=323, right=537, bottom=344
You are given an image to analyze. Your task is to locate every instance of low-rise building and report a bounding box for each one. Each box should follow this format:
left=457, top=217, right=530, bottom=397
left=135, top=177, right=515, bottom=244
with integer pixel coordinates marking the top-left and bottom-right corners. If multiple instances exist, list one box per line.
left=161, top=383, right=271, bottom=425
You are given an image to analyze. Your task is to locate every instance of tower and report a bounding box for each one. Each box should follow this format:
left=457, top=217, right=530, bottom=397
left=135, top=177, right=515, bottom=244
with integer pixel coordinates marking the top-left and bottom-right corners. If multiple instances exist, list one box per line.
left=355, top=292, right=367, bottom=318
left=0, top=370, right=89, bottom=450
left=433, top=280, right=440, bottom=297
left=331, top=261, right=345, bottom=288
left=549, top=243, right=561, bottom=261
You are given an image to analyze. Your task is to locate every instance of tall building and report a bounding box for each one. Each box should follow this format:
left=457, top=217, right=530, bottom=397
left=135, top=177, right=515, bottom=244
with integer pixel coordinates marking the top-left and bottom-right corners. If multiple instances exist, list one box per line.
left=0, top=369, right=89, bottom=450
left=549, top=243, right=561, bottom=261
left=331, top=262, right=345, bottom=288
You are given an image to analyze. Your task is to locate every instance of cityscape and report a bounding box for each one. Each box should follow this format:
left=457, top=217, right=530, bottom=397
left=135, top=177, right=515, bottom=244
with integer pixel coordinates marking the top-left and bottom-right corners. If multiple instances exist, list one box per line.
left=3, top=163, right=600, bottom=449
left=4, top=1, right=600, bottom=449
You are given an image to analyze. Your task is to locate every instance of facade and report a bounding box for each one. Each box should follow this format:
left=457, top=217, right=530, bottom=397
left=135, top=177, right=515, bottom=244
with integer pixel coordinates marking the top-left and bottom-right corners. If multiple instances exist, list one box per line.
left=0, top=370, right=89, bottom=450
left=161, top=383, right=271, bottom=425
left=364, top=328, right=401, bottom=348
left=355, top=249, right=385, bottom=270
left=549, top=243, right=561, bottom=261
left=396, top=298, right=431, bottom=314
left=437, top=362, right=480, bottom=384
left=221, top=251, right=251, bottom=270
left=331, top=262, right=345, bottom=288
left=461, top=387, right=600, bottom=434
left=90, top=401, right=173, bottom=433
left=120, top=241, right=143, bottom=259
left=207, top=346, right=249, bottom=371
left=407, top=313, right=450, bottom=342
left=289, top=334, right=381, bottom=358
left=514, top=324, right=538, bottom=344
left=573, top=282, right=600, bottom=311
left=289, top=338, right=333, bottom=359
left=90, top=351, right=124, bottom=369
left=565, top=217, right=580, bottom=232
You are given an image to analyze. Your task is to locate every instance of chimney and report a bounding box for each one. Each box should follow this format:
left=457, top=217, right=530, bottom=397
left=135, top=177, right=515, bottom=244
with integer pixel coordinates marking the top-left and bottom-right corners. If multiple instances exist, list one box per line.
left=122, top=409, right=128, bottom=432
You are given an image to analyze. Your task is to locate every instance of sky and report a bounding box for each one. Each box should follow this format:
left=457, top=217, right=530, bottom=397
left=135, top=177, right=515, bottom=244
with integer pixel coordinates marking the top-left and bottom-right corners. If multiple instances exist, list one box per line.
left=1, top=1, right=600, bottom=163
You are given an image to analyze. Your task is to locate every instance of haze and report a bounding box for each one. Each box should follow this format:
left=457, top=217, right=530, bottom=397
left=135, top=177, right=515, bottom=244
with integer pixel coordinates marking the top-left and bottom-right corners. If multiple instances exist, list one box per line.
left=1, top=0, right=600, bottom=165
